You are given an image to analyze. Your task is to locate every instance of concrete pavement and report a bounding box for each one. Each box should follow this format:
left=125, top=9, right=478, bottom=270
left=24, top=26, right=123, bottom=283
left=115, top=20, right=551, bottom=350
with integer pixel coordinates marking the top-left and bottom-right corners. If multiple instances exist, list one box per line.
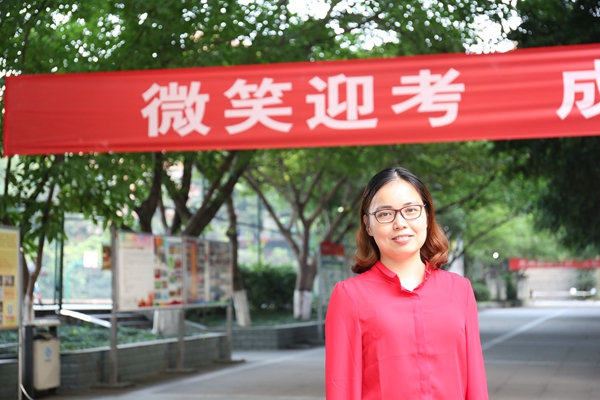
left=47, top=304, right=600, bottom=400
left=481, top=306, right=600, bottom=400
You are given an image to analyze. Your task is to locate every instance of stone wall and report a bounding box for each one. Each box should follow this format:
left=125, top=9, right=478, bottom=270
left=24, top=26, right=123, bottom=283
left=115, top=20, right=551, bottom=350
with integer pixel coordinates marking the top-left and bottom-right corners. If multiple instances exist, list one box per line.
left=0, top=322, right=325, bottom=400
left=227, top=321, right=324, bottom=350
left=0, top=332, right=227, bottom=400
left=0, top=359, right=18, bottom=400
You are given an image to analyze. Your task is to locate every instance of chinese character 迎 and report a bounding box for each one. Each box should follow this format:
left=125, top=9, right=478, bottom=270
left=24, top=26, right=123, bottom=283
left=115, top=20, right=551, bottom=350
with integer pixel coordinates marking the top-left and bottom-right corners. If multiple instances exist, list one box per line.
left=557, top=59, right=600, bottom=120
left=141, top=82, right=210, bottom=137
left=306, top=74, right=378, bottom=130
left=224, top=78, right=293, bottom=134
left=391, top=68, right=465, bottom=127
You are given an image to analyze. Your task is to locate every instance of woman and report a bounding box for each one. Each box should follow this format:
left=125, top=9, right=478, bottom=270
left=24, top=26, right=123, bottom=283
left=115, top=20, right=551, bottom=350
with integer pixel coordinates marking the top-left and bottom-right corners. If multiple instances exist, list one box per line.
left=325, top=167, right=488, bottom=400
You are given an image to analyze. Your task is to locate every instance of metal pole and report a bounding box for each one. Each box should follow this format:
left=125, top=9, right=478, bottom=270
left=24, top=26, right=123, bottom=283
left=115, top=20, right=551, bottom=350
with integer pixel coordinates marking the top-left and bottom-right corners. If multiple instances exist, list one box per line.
left=58, top=214, right=65, bottom=310
left=177, top=235, right=186, bottom=370
left=17, top=234, right=23, bottom=400
left=109, top=226, right=119, bottom=385
left=257, top=195, right=261, bottom=266
left=225, top=304, right=233, bottom=361
left=177, top=307, right=185, bottom=370
left=317, top=248, right=324, bottom=341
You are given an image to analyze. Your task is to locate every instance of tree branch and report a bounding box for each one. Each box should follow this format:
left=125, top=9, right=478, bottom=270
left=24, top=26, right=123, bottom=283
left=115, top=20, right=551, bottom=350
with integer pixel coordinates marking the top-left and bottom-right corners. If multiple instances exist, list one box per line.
left=307, top=176, right=347, bottom=226
left=437, top=173, right=497, bottom=215
left=244, top=172, right=301, bottom=258
left=323, top=186, right=363, bottom=243
left=300, top=168, right=324, bottom=208
left=183, top=151, right=254, bottom=236
left=446, top=216, right=514, bottom=267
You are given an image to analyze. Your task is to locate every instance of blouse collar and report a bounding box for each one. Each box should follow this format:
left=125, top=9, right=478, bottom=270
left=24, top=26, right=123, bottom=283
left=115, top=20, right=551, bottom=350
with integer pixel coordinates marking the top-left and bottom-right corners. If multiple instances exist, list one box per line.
left=373, top=260, right=432, bottom=290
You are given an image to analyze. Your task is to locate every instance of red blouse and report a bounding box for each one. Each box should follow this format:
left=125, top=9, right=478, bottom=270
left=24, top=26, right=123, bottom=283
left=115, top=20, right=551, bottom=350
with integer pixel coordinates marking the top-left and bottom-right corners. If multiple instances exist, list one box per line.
left=325, top=261, right=488, bottom=400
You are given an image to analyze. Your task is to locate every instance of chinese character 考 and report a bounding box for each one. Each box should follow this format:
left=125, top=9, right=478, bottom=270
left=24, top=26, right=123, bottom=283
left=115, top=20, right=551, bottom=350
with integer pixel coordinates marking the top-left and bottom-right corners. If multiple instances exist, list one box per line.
left=306, top=74, right=378, bottom=130
left=391, top=68, right=465, bottom=127
left=557, top=59, right=600, bottom=120
left=224, top=78, right=293, bottom=134
left=141, top=82, right=210, bottom=137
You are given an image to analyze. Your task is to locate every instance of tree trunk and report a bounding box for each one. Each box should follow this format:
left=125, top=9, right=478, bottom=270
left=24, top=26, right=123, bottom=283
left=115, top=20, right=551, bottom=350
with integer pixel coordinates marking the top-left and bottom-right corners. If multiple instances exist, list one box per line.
left=293, top=228, right=316, bottom=321
left=152, top=308, right=179, bottom=335
left=23, top=183, right=56, bottom=322
left=182, top=151, right=254, bottom=236
left=135, top=152, right=163, bottom=233
left=226, top=196, right=251, bottom=327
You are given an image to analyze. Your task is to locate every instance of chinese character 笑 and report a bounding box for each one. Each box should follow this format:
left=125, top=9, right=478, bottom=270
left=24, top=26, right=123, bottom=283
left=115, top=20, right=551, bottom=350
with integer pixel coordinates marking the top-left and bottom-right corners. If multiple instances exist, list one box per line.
left=391, top=68, right=465, bottom=127
left=557, top=59, right=600, bottom=120
left=306, top=74, right=378, bottom=130
left=141, top=82, right=210, bottom=137
left=224, top=78, right=293, bottom=134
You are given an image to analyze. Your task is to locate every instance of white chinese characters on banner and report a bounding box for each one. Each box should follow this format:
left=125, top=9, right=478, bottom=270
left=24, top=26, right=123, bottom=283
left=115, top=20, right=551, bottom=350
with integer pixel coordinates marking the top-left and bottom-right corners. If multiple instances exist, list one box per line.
left=391, top=68, right=465, bottom=127
left=557, top=59, right=600, bottom=120
left=141, top=82, right=210, bottom=137
left=306, top=74, right=378, bottom=130
left=224, top=78, right=293, bottom=134
left=139, top=71, right=470, bottom=137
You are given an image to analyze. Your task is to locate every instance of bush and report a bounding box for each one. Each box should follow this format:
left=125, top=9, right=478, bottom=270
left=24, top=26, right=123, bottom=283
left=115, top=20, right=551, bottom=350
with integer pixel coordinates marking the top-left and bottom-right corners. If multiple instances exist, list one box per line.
left=575, top=269, right=597, bottom=291
left=240, top=263, right=296, bottom=312
left=471, top=281, right=491, bottom=302
left=503, top=273, right=518, bottom=300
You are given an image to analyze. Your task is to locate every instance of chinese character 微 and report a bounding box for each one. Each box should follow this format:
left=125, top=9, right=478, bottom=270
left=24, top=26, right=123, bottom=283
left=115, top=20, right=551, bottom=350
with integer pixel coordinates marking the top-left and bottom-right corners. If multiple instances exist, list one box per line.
left=557, top=59, right=600, bottom=120
left=306, top=74, right=378, bottom=130
left=391, top=68, right=465, bottom=127
left=224, top=78, right=293, bottom=134
left=141, top=82, right=210, bottom=137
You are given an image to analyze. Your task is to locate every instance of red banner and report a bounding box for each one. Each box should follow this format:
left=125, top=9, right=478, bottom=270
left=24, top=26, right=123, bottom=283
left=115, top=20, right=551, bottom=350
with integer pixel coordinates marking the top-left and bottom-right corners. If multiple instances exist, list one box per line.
left=4, top=43, right=600, bottom=156
left=509, top=258, right=600, bottom=270
left=320, top=241, right=345, bottom=257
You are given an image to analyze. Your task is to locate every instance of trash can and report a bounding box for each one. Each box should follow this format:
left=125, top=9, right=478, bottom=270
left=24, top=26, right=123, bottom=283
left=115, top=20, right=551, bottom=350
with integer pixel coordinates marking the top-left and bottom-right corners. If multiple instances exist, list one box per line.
left=23, top=319, right=61, bottom=396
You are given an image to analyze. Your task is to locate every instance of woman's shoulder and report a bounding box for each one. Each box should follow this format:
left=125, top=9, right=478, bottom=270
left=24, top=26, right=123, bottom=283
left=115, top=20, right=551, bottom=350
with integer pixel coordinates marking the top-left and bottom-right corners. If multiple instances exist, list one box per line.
left=430, top=268, right=472, bottom=290
left=332, top=269, right=375, bottom=292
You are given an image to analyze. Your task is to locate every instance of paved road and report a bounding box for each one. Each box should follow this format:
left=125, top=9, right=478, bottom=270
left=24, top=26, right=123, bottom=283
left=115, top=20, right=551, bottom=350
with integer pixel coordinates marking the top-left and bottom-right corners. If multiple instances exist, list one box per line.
left=481, top=305, right=600, bottom=400
left=49, top=304, right=600, bottom=400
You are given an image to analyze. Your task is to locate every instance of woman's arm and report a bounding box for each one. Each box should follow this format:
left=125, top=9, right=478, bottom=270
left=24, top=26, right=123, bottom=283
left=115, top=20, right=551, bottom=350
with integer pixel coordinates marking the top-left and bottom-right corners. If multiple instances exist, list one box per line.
left=325, top=282, right=362, bottom=400
left=464, top=280, right=489, bottom=400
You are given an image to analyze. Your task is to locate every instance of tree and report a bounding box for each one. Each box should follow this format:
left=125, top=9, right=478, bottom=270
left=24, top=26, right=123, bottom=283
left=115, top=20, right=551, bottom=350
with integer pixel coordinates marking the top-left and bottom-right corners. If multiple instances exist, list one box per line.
left=491, top=0, right=600, bottom=252
left=1, top=0, right=509, bottom=319
left=244, top=147, right=369, bottom=320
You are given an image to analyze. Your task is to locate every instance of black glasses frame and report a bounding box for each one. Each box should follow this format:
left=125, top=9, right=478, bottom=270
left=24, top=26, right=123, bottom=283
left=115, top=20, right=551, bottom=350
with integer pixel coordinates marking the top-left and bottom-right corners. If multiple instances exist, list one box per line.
left=366, top=204, right=426, bottom=224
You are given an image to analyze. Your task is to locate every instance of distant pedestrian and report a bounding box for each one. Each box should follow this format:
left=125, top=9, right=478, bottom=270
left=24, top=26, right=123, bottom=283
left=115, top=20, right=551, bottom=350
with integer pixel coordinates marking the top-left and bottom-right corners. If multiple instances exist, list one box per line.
left=33, top=282, right=42, bottom=305
left=325, top=167, right=488, bottom=400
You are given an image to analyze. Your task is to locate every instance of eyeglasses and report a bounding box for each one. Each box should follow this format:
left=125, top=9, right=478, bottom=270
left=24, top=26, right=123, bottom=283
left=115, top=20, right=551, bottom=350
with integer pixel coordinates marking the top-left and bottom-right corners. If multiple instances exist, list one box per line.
left=366, top=204, right=425, bottom=224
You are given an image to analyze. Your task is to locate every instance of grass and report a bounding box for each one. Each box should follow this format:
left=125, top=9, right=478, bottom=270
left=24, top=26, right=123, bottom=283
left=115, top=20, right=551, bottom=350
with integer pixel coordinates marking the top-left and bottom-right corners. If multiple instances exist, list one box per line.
left=0, top=309, right=316, bottom=354
left=0, top=323, right=176, bottom=355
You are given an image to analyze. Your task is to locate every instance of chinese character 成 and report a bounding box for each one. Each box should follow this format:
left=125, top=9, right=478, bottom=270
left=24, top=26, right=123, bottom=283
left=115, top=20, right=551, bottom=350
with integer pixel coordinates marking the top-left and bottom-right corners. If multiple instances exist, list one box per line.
left=557, top=59, right=600, bottom=120
left=306, top=74, right=378, bottom=130
left=224, top=78, right=293, bottom=134
left=391, top=68, right=465, bottom=127
left=141, top=82, right=210, bottom=137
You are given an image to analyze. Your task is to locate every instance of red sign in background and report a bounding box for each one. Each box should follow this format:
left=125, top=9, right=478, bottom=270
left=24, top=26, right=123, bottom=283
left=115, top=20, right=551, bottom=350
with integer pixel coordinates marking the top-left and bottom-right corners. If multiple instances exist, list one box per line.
left=509, top=258, right=600, bottom=270
left=3, top=43, right=600, bottom=156
left=320, top=241, right=345, bottom=257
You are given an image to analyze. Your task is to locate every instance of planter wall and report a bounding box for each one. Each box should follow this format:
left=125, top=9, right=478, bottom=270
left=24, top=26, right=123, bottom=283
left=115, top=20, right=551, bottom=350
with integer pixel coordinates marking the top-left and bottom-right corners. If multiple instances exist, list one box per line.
left=223, top=321, right=324, bottom=350
left=0, top=332, right=227, bottom=400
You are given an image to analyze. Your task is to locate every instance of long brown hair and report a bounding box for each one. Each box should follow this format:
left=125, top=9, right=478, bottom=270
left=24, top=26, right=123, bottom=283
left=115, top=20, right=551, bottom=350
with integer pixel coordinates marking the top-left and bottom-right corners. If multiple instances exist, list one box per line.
left=352, top=167, right=449, bottom=274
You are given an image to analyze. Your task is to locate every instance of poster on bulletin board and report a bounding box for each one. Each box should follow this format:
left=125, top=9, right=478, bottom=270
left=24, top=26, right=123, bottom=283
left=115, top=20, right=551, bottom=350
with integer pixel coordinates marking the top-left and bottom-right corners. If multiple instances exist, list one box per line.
left=0, top=226, right=20, bottom=330
left=116, top=232, right=232, bottom=310
left=117, top=232, right=155, bottom=311
left=152, top=236, right=183, bottom=306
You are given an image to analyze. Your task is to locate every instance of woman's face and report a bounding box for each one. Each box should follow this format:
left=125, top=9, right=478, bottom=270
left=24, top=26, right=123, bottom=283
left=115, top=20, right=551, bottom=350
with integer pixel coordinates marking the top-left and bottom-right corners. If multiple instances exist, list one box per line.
left=364, top=179, right=428, bottom=266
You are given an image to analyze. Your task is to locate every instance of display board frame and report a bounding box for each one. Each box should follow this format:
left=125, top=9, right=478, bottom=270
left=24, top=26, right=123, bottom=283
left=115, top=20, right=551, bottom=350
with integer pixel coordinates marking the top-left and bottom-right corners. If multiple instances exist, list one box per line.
left=114, top=231, right=233, bottom=312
